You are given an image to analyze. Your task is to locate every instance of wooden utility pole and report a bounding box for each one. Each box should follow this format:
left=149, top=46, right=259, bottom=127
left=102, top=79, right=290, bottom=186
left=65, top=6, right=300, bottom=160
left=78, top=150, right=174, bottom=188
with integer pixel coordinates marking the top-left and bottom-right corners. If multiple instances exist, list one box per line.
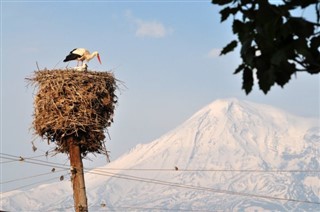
left=68, top=137, right=88, bottom=212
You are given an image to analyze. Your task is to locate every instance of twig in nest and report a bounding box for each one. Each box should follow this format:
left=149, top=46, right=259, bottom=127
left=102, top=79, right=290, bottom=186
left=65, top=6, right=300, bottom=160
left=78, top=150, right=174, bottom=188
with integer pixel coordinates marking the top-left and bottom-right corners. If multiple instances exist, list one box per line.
left=36, top=61, right=40, bottom=71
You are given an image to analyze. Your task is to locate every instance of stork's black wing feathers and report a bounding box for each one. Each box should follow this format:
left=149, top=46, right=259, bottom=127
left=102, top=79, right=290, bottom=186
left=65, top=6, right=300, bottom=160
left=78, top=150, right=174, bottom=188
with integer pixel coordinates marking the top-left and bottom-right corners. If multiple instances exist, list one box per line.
left=70, top=48, right=78, bottom=53
left=63, top=53, right=81, bottom=62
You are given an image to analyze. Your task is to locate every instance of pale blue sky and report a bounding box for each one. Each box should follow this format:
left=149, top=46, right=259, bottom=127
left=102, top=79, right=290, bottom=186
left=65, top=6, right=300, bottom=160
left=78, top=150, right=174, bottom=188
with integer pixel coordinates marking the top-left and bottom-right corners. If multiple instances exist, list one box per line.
left=1, top=1, right=319, bottom=192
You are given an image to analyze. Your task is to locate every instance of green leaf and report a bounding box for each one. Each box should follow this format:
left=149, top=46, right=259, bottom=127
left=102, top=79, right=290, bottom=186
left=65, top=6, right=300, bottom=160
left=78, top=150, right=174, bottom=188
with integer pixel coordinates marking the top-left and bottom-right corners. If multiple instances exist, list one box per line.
left=220, top=40, right=238, bottom=55
left=310, top=35, right=320, bottom=50
left=232, top=20, right=254, bottom=43
left=220, top=7, right=231, bottom=22
left=274, top=62, right=295, bottom=87
left=233, top=64, right=245, bottom=74
left=240, top=39, right=255, bottom=66
left=257, top=71, right=274, bottom=94
left=287, top=17, right=315, bottom=37
left=232, top=20, right=244, bottom=34
left=270, top=48, right=288, bottom=66
left=256, top=58, right=274, bottom=94
left=242, top=66, right=254, bottom=94
left=220, top=6, right=238, bottom=22
left=256, top=1, right=278, bottom=24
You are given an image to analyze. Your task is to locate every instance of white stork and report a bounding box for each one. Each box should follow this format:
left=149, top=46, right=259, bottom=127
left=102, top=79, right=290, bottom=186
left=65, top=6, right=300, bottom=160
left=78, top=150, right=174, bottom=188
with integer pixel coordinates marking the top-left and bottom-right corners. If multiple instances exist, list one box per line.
left=63, top=48, right=102, bottom=66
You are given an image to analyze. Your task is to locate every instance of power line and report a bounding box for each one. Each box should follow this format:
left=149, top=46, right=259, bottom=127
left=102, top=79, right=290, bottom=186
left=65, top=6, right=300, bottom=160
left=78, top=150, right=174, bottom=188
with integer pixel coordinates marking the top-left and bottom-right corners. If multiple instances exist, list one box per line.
left=88, top=205, right=215, bottom=212
left=1, top=152, right=319, bottom=173
left=0, top=154, right=70, bottom=171
left=0, top=159, right=19, bottom=164
left=86, top=169, right=320, bottom=205
left=23, top=205, right=214, bottom=212
left=1, top=174, right=70, bottom=194
left=0, top=152, right=54, bottom=164
left=1, top=153, right=320, bottom=205
left=4, top=152, right=52, bottom=160
left=1, top=169, right=66, bottom=185
left=23, top=205, right=75, bottom=212
left=0, top=153, right=71, bottom=193
left=87, top=167, right=320, bottom=173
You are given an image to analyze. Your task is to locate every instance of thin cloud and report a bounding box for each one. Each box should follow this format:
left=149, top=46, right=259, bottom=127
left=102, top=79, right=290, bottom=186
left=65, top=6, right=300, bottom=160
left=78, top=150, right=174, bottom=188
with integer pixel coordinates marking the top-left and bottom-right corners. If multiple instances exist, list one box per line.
left=125, top=10, right=172, bottom=38
left=207, top=48, right=221, bottom=59
left=135, top=20, right=169, bottom=38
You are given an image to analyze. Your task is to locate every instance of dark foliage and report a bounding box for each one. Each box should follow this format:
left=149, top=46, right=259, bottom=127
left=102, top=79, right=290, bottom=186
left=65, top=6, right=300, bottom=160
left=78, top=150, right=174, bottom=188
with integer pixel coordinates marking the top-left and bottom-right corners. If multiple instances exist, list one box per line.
left=212, top=0, right=320, bottom=94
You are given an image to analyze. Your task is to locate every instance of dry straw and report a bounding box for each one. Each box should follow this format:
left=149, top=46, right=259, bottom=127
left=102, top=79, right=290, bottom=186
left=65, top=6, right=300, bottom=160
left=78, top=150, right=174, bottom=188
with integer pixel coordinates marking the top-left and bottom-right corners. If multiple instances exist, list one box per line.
left=27, top=69, right=118, bottom=157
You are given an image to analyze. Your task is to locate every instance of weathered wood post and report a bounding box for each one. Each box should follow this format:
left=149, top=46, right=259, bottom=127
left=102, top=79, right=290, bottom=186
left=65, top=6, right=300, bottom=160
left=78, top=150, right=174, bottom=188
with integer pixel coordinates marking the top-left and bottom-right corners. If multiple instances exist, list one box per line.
left=27, top=69, right=118, bottom=212
left=68, top=137, right=88, bottom=211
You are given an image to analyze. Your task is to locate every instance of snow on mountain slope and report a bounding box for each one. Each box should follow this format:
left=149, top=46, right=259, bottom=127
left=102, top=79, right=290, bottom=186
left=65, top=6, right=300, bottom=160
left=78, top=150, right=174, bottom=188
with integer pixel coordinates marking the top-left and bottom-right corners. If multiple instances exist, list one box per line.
left=1, top=98, right=319, bottom=211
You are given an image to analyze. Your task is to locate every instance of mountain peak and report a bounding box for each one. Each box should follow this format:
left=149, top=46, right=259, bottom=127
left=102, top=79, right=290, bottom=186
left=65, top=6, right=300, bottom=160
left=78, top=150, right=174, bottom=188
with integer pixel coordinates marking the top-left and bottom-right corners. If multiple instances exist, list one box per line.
left=114, top=98, right=317, bottom=171
left=189, top=98, right=311, bottom=129
left=201, top=97, right=240, bottom=111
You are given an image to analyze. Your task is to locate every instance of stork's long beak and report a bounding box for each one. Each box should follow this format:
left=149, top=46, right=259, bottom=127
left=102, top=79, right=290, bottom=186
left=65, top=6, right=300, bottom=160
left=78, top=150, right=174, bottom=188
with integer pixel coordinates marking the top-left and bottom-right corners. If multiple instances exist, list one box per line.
left=97, top=54, right=102, bottom=64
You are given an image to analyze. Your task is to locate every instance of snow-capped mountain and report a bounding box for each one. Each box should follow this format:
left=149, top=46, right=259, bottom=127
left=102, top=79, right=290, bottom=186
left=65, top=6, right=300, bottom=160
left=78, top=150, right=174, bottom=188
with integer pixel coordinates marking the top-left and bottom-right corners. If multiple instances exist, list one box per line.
left=1, top=98, right=319, bottom=211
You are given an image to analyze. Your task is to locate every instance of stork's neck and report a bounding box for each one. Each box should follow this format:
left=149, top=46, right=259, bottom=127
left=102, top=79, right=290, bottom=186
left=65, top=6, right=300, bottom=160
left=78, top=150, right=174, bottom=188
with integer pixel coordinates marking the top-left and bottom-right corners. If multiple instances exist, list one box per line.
left=87, top=51, right=99, bottom=60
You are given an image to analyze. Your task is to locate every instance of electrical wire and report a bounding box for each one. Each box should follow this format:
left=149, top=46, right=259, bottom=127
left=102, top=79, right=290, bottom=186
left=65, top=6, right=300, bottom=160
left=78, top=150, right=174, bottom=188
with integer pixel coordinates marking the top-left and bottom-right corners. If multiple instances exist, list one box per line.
left=87, top=167, right=320, bottom=173
left=1, top=174, right=69, bottom=194
left=27, top=205, right=214, bottom=212
left=0, top=152, right=54, bottom=164
left=0, top=169, right=66, bottom=185
left=0, top=159, right=18, bottom=164
left=88, top=205, right=214, bottom=212
left=0, top=154, right=70, bottom=171
left=1, top=152, right=319, bottom=173
left=1, top=152, right=320, bottom=205
left=85, top=168, right=320, bottom=205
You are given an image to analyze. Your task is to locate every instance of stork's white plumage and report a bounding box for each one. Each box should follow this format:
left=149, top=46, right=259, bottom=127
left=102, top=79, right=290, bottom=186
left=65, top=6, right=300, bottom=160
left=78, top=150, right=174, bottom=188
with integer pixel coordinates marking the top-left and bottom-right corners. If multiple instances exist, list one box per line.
left=63, top=48, right=102, bottom=66
left=74, top=63, right=88, bottom=72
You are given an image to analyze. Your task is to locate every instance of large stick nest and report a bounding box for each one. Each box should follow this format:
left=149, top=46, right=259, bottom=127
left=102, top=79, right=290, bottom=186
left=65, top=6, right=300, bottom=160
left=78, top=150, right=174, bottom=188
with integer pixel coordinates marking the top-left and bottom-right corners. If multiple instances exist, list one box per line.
left=27, top=69, right=118, bottom=157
